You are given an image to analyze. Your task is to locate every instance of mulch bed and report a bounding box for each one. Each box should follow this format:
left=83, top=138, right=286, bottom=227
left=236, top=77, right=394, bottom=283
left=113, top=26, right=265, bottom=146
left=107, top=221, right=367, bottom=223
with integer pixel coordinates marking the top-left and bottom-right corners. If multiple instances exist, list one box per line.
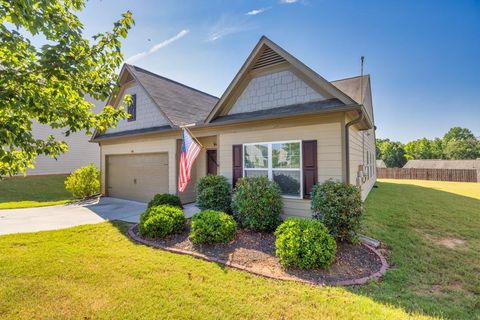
left=128, top=221, right=388, bottom=286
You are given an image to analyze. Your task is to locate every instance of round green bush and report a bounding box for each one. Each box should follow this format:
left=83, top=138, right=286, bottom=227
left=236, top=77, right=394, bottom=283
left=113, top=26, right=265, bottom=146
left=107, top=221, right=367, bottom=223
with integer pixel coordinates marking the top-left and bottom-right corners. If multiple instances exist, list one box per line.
left=138, top=205, right=186, bottom=239
left=311, top=180, right=363, bottom=243
left=148, top=193, right=183, bottom=209
left=64, top=164, right=100, bottom=199
left=190, top=210, right=237, bottom=244
left=231, top=176, right=283, bottom=232
left=275, top=218, right=337, bottom=269
left=196, top=175, right=231, bottom=213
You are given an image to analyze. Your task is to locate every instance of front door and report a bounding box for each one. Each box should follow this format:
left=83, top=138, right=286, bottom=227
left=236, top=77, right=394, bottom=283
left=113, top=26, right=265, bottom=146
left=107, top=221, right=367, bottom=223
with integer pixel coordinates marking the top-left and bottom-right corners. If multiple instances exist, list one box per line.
left=207, top=150, right=217, bottom=175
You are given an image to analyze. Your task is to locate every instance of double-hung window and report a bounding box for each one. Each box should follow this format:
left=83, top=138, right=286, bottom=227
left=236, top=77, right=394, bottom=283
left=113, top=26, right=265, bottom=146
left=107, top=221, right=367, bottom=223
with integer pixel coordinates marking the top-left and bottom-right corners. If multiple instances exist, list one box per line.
left=243, top=141, right=302, bottom=198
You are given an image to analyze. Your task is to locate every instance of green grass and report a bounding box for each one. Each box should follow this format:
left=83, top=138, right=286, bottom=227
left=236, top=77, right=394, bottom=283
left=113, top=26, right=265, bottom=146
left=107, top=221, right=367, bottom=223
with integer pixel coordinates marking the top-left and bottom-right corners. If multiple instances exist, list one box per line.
left=0, top=226, right=430, bottom=319
left=0, top=175, right=72, bottom=209
left=356, top=179, right=480, bottom=320
left=0, top=179, right=478, bottom=319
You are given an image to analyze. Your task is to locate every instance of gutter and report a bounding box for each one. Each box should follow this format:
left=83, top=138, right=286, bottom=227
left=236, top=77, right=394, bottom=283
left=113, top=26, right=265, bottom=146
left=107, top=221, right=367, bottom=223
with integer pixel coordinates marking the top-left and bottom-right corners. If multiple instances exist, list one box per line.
left=345, top=109, right=364, bottom=184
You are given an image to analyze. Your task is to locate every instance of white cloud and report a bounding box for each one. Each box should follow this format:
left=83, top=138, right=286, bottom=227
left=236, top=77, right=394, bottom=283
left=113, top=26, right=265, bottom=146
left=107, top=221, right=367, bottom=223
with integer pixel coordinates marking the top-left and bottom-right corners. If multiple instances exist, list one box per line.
left=207, top=16, right=253, bottom=42
left=280, top=0, right=299, bottom=3
left=126, top=29, right=190, bottom=63
left=246, top=8, right=269, bottom=16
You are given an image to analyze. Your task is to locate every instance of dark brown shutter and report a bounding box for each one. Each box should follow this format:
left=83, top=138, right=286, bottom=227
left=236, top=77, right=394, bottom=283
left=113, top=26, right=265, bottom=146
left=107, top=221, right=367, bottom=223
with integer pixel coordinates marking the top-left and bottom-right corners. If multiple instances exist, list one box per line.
left=302, top=140, right=317, bottom=199
left=232, top=144, right=243, bottom=187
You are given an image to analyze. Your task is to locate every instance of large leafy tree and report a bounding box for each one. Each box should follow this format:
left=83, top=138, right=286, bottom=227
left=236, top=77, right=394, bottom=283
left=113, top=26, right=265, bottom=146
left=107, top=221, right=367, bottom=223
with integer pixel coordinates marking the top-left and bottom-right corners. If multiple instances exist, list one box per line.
left=0, top=1, right=134, bottom=176
left=376, top=139, right=407, bottom=168
left=443, top=127, right=476, bottom=143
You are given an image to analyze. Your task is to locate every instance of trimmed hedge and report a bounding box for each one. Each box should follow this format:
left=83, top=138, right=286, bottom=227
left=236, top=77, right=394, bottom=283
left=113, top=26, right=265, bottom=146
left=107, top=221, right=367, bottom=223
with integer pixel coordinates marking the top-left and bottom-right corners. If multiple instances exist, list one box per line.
left=311, top=180, right=363, bottom=243
left=138, top=205, right=185, bottom=239
left=190, top=210, right=237, bottom=244
left=196, top=175, right=231, bottom=213
left=231, top=176, right=282, bottom=232
left=64, top=164, right=100, bottom=199
left=148, top=193, right=183, bottom=209
left=275, top=218, right=337, bottom=269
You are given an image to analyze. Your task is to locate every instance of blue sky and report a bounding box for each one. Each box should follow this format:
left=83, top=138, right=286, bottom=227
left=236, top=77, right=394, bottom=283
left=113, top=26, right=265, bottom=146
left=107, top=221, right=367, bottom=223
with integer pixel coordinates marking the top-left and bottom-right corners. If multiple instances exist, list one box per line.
left=77, top=0, right=479, bottom=142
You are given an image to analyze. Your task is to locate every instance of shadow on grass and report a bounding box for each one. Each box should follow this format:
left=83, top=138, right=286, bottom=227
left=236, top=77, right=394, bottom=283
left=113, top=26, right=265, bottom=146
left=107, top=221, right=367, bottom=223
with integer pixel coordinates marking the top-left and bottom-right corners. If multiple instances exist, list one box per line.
left=350, top=180, right=480, bottom=320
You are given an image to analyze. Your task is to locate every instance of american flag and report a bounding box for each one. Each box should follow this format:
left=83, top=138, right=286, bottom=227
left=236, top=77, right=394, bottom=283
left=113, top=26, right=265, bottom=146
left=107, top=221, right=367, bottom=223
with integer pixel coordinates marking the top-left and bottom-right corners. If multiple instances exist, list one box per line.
left=178, top=129, right=202, bottom=192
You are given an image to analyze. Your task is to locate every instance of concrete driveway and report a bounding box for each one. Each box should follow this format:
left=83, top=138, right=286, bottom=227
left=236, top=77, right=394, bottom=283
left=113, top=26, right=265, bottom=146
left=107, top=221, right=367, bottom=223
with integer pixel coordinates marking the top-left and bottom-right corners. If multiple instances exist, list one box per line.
left=0, top=197, right=147, bottom=236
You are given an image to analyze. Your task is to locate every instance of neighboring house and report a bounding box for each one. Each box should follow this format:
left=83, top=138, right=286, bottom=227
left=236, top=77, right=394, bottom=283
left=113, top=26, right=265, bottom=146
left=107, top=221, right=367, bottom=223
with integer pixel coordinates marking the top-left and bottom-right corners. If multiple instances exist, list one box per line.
left=92, top=36, right=376, bottom=218
left=376, top=160, right=387, bottom=168
left=404, top=159, right=480, bottom=181
left=403, top=159, right=480, bottom=169
left=23, top=95, right=102, bottom=175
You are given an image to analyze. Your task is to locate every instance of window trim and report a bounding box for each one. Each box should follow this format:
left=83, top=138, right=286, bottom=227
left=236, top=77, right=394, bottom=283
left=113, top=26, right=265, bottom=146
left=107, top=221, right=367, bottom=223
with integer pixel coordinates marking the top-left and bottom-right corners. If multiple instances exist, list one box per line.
left=242, top=140, right=303, bottom=199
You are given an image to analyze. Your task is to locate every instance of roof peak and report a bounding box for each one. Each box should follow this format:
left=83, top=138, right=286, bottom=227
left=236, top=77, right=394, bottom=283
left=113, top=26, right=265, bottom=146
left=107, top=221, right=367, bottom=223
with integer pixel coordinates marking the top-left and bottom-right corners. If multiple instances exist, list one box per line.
left=126, top=64, right=219, bottom=100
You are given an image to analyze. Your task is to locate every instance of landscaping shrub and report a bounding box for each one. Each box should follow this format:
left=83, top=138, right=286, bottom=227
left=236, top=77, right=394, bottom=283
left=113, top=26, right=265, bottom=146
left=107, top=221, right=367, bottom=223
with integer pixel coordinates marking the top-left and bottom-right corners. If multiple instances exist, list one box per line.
left=148, top=193, right=183, bottom=209
left=190, top=210, right=237, bottom=244
left=275, top=218, right=337, bottom=269
left=196, top=175, right=231, bottom=213
left=64, top=164, right=100, bottom=199
left=231, top=176, right=283, bottom=232
left=138, top=205, right=185, bottom=239
left=311, top=180, right=363, bottom=243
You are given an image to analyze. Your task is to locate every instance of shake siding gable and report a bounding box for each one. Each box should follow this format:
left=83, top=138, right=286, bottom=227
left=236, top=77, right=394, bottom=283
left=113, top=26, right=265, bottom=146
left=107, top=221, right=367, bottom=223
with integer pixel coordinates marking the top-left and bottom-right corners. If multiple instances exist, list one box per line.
left=105, top=82, right=170, bottom=134
left=228, top=69, right=327, bottom=115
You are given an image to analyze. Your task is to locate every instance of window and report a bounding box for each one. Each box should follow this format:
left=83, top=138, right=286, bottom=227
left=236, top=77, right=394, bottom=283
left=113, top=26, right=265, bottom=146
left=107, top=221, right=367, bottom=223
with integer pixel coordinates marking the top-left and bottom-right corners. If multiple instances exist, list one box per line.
left=243, top=141, right=302, bottom=198
left=127, top=94, right=136, bottom=122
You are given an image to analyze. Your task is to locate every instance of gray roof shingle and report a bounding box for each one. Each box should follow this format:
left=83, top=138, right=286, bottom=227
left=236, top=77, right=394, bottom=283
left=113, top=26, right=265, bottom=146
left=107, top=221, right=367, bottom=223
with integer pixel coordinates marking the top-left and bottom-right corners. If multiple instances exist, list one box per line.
left=126, top=64, right=219, bottom=126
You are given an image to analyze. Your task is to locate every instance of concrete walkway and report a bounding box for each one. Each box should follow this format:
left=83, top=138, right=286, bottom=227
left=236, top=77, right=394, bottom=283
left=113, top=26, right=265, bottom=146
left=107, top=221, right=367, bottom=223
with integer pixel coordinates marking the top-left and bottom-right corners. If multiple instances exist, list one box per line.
left=0, top=197, right=201, bottom=236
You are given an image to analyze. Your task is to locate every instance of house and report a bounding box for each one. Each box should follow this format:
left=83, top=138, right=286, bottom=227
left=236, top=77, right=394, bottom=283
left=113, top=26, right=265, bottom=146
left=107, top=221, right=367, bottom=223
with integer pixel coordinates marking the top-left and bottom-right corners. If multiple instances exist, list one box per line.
left=91, top=36, right=376, bottom=218
left=403, top=159, right=480, bottom=181
left=22, top=95, right=103, bottom=176
left=376, top=160, right=387, bottom=168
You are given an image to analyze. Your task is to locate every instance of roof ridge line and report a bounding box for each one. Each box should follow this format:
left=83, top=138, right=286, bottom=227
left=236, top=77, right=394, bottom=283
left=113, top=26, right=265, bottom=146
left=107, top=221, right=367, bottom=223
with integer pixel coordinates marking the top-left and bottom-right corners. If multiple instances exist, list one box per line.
left=331, top=74, right=370, bottom=83
left=127, top=64, right=219, bottom=100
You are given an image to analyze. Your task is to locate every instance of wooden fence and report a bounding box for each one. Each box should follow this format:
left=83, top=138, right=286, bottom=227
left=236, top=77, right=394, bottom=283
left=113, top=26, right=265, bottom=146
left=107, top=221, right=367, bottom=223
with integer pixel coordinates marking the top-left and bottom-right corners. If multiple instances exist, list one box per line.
left=376, top=168, right=478, bottom=182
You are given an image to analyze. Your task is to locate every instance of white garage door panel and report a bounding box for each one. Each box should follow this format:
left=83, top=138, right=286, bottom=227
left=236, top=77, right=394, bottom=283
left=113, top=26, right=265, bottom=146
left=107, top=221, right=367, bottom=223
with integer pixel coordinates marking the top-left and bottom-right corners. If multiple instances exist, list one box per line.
left=107, top=153, right=169, bottom=202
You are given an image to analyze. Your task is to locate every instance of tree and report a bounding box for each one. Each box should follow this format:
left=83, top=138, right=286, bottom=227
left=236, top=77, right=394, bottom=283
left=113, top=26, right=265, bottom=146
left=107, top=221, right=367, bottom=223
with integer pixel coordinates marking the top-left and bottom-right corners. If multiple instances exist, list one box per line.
left=444, top=139, right=480, bottom=160
left=443, top=127, right=476, bottom=143
left=376, top=139, right=407, bottom=168
left=404, top=137, right=445, bottom=160
left=0, top=1, right=134, bottom=176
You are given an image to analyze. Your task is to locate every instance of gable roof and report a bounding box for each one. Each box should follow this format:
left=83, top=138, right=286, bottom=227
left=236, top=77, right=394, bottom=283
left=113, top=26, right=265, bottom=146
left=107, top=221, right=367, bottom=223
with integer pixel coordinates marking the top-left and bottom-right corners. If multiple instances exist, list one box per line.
left=331, top=75, right=370, bottom=105
left=124, top=64, right=218, bottom=126
left=403, top=159, right=480, bottom=169
left=204, top=36, right=358, bottom=123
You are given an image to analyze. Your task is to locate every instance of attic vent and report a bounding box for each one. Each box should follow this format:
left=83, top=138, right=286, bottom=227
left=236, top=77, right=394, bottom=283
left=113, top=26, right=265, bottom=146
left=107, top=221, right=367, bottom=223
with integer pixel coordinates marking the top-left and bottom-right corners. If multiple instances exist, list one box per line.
left=251, top=46, right=286, bottom=70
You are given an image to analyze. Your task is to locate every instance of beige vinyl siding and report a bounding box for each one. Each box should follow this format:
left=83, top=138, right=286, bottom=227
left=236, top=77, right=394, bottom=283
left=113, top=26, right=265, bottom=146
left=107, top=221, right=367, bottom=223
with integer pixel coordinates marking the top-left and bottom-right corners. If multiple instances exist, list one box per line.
left=217, top=115, right=344, bottom=218
left=100, top=136, right=177, bottom=197
left=347, top=113, right=376, bottom=200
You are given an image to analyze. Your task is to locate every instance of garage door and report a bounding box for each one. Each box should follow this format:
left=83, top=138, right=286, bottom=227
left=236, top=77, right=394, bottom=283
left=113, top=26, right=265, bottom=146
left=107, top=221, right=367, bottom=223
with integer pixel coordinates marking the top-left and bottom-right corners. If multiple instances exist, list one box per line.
left=107, top=153, right=169, bottom=202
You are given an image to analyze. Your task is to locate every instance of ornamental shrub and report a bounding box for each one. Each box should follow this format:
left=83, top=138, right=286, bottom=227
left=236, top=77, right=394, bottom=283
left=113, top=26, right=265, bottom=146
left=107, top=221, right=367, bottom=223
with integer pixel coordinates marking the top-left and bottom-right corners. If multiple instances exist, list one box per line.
left=231, top=176, right=283, bottom=232
left=138, top=205, right=185, bottom=239
left=311, top=180, right=363, bottom=243
left=64, top=164, right=100, bottom=199
left=275, top=218, right=337, bottom=269
left=196, top=175, right=231, bottom=213
left=190, top=210, right=237, bottom=244
left=148, top=193, right=183, bottom=209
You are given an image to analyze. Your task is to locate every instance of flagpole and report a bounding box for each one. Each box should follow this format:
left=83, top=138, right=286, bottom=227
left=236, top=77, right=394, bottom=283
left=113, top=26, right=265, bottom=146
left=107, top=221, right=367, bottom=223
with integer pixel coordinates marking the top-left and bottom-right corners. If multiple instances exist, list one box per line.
left=180, top=124, right=204, bottom=149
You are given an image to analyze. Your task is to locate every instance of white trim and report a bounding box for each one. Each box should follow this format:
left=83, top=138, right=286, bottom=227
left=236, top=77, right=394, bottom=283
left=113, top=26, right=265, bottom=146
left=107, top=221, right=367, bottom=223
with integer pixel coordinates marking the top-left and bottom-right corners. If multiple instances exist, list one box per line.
left=242, top=140, right=303, bottom=199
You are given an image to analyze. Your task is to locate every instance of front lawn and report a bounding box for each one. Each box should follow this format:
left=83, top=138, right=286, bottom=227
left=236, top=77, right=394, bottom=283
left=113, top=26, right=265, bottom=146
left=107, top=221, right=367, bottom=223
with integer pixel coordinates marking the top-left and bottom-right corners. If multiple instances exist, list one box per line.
left=0, top=175, right=72, bottom=209
left=0, top=179, right=478, bottom=319
left=357, top=179, right=480, bottom=320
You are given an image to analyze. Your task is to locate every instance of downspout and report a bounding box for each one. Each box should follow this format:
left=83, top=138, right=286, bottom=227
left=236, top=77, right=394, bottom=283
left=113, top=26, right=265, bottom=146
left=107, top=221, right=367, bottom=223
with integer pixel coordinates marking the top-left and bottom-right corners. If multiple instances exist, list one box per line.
left=345, top=110, right=364, bottom=184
